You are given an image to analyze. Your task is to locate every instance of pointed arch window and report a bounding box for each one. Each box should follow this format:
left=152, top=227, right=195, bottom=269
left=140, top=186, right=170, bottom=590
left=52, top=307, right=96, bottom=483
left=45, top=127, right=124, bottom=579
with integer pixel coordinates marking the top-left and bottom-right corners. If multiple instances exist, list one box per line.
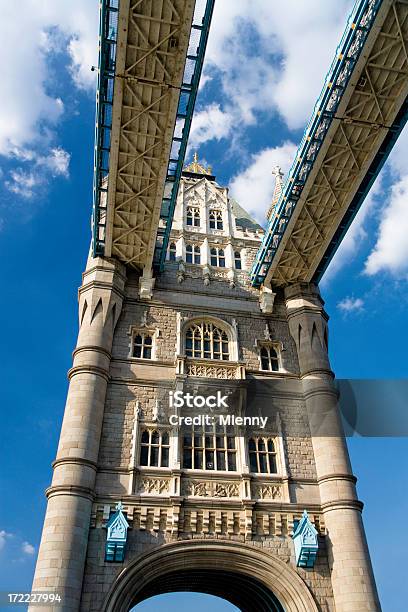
left=260, top=346, right=279, bottom=371
left=234, top=251, right=242, bottom=269
left=210, top=247, right=225, bottom=267
left=132, top=333, right=153, bottom=359
left=169, top=242, right=176, bottom=261
left=209, top=209, right=223, bottom=230
left=248, top=437, right=277, bottom=473
left=186, top=243, right=201, bottom=264
left=140, top=430, right=170, bottom=467
left=185, top=321, right=230, bottom=360
left=187, top=206, right=200, bottom=227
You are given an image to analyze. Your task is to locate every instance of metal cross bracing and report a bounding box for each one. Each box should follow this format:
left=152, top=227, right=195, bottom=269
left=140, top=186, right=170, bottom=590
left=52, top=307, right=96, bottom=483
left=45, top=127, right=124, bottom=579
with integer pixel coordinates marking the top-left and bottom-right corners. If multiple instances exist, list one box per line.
left=92, top=0, right=214, bottom=272
left=251, top=0, right=408, bottom=288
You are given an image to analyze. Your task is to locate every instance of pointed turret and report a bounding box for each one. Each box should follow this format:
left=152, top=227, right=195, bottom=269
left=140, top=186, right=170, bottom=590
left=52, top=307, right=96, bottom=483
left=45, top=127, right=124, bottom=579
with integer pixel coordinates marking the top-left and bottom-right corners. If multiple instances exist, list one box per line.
left=266, top=166, right=284, bottom=221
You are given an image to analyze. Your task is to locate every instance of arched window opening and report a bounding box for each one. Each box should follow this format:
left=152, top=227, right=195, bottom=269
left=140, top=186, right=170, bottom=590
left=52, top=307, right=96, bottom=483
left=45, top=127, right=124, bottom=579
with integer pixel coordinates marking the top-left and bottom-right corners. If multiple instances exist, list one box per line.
left=248, top=437, right=277, bottom=473
left=260, top=346, right=279, bottom=371
left=234, top=251, right=242, bottom=270
left=210, top=247, right=225, bottom=267
left=209, top=209, right=223, bottom=230
left=186, top=244, right=201, bottom=264
left=169, top=242, right=176, bottom=261
left=133, top=333, right=153, bottom=359
left=185, top=321, right=229, bottom=360
left=187, top=206, right=200, bottom=227
left=140, top=430, right=170, bottom=467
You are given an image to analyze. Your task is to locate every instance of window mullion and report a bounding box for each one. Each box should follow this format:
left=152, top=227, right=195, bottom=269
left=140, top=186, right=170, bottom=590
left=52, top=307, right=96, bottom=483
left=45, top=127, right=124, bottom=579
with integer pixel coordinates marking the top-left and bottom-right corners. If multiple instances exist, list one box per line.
left=256, top=439, right=260, bottom=473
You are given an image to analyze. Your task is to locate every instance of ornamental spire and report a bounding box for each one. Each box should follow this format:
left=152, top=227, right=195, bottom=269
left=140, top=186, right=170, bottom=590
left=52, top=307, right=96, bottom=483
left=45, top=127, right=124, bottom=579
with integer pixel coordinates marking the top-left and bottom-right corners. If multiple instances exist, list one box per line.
left=184, top=151, right=213, bottom=175
left=266, top=165, right=284, bottom=221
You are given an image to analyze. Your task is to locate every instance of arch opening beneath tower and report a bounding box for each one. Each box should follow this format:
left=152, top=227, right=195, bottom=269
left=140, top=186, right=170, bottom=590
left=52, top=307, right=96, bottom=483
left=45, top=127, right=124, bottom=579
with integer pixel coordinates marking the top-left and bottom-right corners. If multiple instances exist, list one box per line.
left=130, top=568, right=284, bottom=612
left=102, top=540, right=319, bottom=612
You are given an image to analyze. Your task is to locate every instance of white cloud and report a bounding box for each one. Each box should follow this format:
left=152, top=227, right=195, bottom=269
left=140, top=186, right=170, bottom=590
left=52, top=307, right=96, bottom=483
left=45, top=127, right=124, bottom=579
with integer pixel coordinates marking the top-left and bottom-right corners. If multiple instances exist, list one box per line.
left=22, top=541, right=35, bottom=556
left=364, top=174, right=408, bottom=278
left=229, top=142, right=297, bottom=224
left=5, top=147, right=71, bottom=198
left=189, top=104, right=234, bottom=148
left=337, top=297, right=364, bottom=312
left=359, top=123, right=408, bottom=279
left=194, top=0, right=355, bottom=146
left=5, top=170, right=42, bottom=199
left=1, top=1, right=98, bottom=158
left=0, top=530, right=13, bottom=550
left=39, top=147, right=71, bottom=177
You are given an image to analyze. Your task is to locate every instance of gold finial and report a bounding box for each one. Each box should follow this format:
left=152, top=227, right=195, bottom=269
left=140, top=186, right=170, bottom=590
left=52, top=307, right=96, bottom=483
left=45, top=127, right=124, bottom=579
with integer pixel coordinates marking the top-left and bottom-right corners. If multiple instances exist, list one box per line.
left=184, top=152, right=212, bottom=175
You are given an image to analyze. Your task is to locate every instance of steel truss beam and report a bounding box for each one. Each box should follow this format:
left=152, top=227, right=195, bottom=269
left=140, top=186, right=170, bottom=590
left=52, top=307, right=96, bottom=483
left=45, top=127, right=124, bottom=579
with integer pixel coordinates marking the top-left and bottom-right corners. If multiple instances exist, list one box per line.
left=92, top=0, right=214, bottom=271
left=251, top=0, right=408, bottom=287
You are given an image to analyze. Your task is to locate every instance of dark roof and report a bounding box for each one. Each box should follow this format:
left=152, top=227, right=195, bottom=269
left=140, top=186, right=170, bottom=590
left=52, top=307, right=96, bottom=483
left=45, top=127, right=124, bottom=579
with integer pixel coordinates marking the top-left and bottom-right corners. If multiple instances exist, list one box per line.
left=181, top=170, right=216, bottom=181
left=230, top=198, right=263, bottom=231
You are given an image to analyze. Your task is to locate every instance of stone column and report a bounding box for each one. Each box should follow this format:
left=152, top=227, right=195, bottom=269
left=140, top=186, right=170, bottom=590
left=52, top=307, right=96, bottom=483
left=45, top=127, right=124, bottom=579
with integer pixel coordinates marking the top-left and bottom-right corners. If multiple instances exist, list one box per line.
left=285, top=283, right=381, bottom=612
left=31, top=254, right=126, bottom=611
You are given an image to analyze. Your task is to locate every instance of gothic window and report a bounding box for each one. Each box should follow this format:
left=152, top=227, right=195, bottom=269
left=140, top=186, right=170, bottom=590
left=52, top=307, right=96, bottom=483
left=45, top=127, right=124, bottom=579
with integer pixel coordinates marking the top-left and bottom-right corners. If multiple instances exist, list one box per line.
left=139, top=430, right=170, bottom=467
left=260, top=346, right=279, bottom=371
left=234, top=250, right=242, bottom=269
left=187, top=206, right=200, bottom=227
left=185, top=321, right=229, bottom=360
left=248, top=437, right=277, bottom=473
left=182, top=424, right=237, bottom=471
left=209, top=209, right=223, bottom=230
left=169, top=242, right=176, bottom=261
left=186, top=243, right=201, bottom=264
left=210, top=247, right=225, bottom=267
left=132, top=332, right=153, bottom=359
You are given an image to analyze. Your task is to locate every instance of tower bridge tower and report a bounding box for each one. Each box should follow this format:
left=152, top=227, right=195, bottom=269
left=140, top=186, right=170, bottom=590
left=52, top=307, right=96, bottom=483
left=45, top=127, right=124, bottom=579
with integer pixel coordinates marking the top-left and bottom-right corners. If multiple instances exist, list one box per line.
left=31, top=160, right=381, bottom=612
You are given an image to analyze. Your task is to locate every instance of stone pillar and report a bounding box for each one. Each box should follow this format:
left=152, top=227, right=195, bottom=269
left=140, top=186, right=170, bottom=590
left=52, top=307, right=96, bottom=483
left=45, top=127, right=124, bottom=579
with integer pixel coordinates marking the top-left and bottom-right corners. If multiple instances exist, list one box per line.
left=225, top=242, right=234, bottom=269
left=30, top=254, right=125, bottom=611
left=285, top=283, right=381, bottom=612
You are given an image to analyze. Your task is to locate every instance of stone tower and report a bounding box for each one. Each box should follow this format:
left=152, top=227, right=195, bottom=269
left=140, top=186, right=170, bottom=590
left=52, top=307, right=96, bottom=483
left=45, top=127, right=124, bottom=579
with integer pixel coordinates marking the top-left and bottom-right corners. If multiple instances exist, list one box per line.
left=31, top=160, right=381, bottom=612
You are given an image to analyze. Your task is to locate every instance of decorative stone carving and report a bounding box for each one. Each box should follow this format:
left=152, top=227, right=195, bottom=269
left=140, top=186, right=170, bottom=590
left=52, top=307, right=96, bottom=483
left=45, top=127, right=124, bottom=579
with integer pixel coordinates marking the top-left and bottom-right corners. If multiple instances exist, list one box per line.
left=227, top=269, right=235, bottom=288
left=252, top=484, right=282, bottom=500
left=259, top=285, right=276, bottom=314
left=189, top=481, right=208, bottom=497
left=152, top=400, right=164, bottom=422
left=139, top=270, right=155, bottom=300
left=203, top=265, right=211, bottom=286
left=186, top=362, right=240, bottom=380
left=182, top=480, right=240, bottom=497
left=177, top=261, right=186, bottom=284
left=139, top=478, right=170, bottom=495
left=214, top=482, right=240, bottom=497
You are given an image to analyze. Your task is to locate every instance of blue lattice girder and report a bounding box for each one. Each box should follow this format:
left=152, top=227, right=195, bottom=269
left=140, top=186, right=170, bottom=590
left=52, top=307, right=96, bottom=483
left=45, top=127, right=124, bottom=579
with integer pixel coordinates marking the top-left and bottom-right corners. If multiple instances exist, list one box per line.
left=91, top=0, right=215, bottom=272
left=153, top=0, right=215, bottom=272
left=250, top=0, right=408, bottom=287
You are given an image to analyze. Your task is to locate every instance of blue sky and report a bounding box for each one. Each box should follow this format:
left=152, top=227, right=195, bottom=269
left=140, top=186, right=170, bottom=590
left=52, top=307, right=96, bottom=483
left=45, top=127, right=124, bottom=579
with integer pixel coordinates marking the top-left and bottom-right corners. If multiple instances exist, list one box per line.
left=0, top=1, right=407, bottom=611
